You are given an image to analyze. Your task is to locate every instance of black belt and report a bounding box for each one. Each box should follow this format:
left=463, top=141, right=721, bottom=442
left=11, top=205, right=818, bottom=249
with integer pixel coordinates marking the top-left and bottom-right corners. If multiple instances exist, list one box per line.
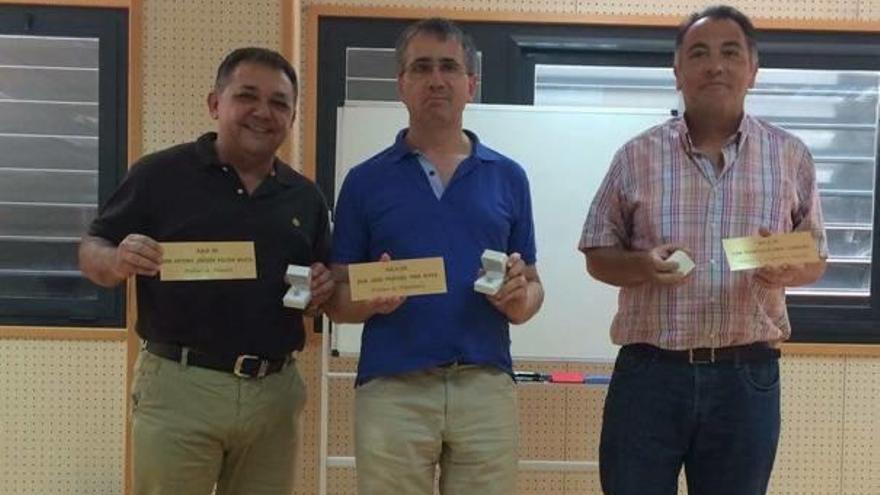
left=144, top=342, right=291, bottom=378
left=437, top=360, right=475, bottom=369
left=623, top=342, right=780, bottom=364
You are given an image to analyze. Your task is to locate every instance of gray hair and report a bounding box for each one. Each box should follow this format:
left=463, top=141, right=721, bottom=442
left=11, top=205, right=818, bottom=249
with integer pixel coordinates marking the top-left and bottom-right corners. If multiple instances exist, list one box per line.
left=395, top=18, right=478, bottom=75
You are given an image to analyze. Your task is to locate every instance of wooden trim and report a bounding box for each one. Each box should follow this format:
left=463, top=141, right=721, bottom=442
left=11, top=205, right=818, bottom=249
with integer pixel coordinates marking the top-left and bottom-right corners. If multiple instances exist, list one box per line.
left=782, top=342, right=880, bottom=357
left=124, top=3, right=143, bottom=494
left=0, top=326, right=127, bottom=341
left=128, top=0, right=142, bottom=168
left=755, top=17, right=880, bottom=32
left=291, top=0, right=303, bottom=173
left=304, top=4, right=880, bottom=32
left=303, top=5, right=319, bottom=183
left=1, top=0, right=130, bottom=7
left=281, top=0, right=295, bottom=88
left=124, top=279, right=139, bottom=495
left=306, top=5, right=678, bottom=26
left=279, top=0, right=294, bottom=166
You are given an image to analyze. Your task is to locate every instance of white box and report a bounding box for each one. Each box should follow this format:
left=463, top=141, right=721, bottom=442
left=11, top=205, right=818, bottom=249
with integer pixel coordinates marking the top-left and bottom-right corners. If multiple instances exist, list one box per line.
left=474, top=249, right=509, bottom=296
left=667, top=250, right=695, bottom=276
left=283, top=265, right=312, bottom=309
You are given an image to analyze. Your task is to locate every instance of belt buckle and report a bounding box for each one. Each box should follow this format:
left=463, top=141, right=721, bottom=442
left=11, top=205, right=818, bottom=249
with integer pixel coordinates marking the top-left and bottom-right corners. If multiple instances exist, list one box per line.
left=234, top=354, right=268, bottom=378
left=688, top=348, right=715, bottom=364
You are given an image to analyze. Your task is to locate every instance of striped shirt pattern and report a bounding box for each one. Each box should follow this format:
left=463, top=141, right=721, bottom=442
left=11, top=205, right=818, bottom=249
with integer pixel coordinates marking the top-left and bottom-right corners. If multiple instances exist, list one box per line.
left=579, top=115, right=828, bottom=350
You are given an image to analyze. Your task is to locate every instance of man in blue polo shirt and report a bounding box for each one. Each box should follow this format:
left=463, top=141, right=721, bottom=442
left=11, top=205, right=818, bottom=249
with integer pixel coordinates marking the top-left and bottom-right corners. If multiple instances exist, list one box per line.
left=327, top=17, right=544, bottom=495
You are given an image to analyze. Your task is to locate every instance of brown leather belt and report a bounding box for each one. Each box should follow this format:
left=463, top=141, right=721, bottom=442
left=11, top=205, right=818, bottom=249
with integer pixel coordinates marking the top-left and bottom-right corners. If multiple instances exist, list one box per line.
left=623, top=342, right=780, bottom=364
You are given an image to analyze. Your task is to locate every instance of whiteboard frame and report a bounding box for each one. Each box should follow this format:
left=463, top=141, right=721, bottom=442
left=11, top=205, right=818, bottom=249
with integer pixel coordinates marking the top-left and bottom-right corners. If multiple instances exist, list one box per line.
left=330, top=101, right=671, bottom=362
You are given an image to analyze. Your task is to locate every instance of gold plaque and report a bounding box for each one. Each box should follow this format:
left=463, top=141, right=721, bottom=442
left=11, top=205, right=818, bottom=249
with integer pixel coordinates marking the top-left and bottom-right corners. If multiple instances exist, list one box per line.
left=160, top=241, right=257, bottom=281
left=348, top=257, right=447, bottom=301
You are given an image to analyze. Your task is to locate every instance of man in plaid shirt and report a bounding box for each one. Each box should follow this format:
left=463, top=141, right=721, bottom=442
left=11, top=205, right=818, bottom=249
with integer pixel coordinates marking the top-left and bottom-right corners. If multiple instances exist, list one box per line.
left=579, top=6, right=827, bottom=495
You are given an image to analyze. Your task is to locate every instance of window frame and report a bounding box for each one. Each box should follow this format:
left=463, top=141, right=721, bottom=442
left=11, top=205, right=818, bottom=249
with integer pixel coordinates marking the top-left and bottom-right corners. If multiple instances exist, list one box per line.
left=0, top=5, right=128, bottom=327
left=315, top=16, right=880, bottom=344
left=511, top=31, right=880, bottom=344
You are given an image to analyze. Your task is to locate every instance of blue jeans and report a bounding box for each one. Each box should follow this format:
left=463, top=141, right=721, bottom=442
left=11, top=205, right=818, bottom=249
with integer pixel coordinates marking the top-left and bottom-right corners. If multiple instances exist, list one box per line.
left=599, top=345, right=780, bottom=495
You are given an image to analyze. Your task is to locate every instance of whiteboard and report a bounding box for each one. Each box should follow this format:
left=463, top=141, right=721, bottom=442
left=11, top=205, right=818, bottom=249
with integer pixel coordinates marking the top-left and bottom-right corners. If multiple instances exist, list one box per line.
left=332, top=101, right=670, bottom=361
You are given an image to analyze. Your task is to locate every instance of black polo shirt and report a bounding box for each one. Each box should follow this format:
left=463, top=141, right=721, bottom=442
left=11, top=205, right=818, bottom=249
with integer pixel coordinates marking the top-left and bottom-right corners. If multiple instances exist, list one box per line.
left=89, top=133, right=330, bottom=357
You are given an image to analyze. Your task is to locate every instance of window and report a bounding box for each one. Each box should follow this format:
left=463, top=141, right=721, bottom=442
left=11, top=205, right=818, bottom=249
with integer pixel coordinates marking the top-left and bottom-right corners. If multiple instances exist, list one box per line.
left=0, top=6, right=127, bottom=326
left=316, top=17, right=880, bottom=342
left=345, top=47, right=483, bottom=102
left=534, top=64, right=880, bottom=298
left=510, top=31, right=880, bottom=342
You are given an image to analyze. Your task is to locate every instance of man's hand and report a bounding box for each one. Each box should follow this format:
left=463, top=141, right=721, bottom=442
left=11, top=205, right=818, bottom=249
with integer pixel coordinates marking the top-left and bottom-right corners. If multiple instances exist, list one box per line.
left=753, top=228, right=809, bottom=288
left=364, top=252, right=407, bottom=316
left=304, top=262, right=334, bottom=315
left=754, top=263, right=804, bottom=288
left=487, top=252, right=528, bottom=311
left=114, top=233, right=162, bottom=278
left=484, top=252, right=543, bottom=324
left=325, top=254, right=407, bottom=324
left=645, top=243, right=692, bottom=286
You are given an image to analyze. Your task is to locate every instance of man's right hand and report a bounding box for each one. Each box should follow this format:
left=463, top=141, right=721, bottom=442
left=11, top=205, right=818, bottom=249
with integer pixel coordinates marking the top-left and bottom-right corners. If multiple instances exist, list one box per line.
left=365, top=252, right=407, bottom=316
left=114, top=234, right=163, bottom=278
left=644, top=244, right=692, bottom=286
left=326, top=253, right=407, bottom=324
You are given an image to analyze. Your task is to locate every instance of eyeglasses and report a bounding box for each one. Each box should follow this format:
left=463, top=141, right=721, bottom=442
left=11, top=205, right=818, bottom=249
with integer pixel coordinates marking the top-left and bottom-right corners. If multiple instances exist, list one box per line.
left=404, top=59, right=469, bottom=77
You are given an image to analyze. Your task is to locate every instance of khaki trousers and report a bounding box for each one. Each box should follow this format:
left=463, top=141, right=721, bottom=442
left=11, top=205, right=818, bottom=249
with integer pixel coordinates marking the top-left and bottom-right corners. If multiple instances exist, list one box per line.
left=131, top=350, right=306, bottom=495
left=355, top=364, right=518, bottom=495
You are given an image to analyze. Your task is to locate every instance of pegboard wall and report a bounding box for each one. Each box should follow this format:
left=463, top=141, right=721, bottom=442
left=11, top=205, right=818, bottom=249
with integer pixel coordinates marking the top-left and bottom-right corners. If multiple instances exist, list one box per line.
left=322, top=354, right=879, bottom=495
left=302, top=0, right=879, bottom=20
left=0, top=339, right=126, bottom=495
left=323, top=357, right=613, bottom=494
left=141, top=0, right=283, bottom=155
left=772, top=356, right=847, bottom=495
left=295, top=329, right=324, bottom=493
left=3, top=1, right=879, bottom=495
left=841, top=358, right=880, bottom=495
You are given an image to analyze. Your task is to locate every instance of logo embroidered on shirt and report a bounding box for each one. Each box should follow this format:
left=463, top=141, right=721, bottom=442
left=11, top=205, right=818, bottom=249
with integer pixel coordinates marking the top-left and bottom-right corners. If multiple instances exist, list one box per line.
left=292, top=217, right=301, bottom=227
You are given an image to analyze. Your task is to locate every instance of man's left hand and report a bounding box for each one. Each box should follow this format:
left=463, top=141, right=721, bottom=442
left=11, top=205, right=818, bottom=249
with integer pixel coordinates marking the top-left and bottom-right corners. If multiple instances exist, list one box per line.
left=754, top=262, right=805, bottom=288
left=304, top=262, right=334, bottom=315
left=753, top=227, right=810, bottom=288
left=487, top=252, right=528, bottom=312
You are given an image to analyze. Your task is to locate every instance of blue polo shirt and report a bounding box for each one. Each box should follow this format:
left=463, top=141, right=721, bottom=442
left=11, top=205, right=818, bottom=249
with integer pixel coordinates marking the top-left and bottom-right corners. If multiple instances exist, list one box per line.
left=332, top=129, right=537, bottom=385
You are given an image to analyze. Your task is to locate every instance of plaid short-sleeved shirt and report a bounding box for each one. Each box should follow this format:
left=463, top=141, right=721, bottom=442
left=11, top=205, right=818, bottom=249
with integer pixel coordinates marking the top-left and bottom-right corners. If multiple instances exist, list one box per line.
left=579, top=115, right=827, bottom=350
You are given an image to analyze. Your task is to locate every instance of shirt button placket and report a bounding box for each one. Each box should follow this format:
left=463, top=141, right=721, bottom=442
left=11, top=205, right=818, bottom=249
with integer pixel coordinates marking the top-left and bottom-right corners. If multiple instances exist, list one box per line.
left=711, top=192, right=724, bottom=342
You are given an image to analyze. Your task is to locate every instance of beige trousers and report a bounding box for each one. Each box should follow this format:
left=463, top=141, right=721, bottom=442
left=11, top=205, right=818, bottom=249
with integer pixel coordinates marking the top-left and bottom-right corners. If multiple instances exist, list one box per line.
left=355, top=364, right=518, bottom=495
left=131, top=350, right=306, bottom=495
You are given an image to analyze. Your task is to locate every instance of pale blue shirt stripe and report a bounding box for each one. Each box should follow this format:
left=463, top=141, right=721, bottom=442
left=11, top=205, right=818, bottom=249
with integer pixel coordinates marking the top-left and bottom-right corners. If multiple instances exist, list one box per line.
left=416, top=153, right=445, bottom=199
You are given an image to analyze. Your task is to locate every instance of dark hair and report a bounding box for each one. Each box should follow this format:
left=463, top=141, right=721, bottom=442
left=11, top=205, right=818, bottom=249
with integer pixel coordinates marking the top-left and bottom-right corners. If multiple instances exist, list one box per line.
left=675, top=5, right=758, bottom=59
left=214, top=47, right=298, bottom=97
left=395, top=18, right=478, bottom=75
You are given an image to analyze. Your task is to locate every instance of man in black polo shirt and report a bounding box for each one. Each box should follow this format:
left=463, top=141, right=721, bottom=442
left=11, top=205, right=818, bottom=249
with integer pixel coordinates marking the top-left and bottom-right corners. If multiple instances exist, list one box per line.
left=79, top=47, right=332, bottom=495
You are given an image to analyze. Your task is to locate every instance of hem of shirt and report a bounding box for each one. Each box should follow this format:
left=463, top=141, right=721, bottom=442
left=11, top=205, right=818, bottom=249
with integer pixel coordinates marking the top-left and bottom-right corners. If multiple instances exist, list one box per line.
left=612, top=336, right=787, bottom=351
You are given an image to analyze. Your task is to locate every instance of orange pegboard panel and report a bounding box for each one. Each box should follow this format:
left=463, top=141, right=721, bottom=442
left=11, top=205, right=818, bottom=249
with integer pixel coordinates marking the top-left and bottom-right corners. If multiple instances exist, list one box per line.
left=0, top=339, right=126, bottom=495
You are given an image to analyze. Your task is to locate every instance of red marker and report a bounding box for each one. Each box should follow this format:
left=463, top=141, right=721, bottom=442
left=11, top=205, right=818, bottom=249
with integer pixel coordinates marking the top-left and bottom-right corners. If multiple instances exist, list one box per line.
left=549, top=372, right=585, bottom=384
